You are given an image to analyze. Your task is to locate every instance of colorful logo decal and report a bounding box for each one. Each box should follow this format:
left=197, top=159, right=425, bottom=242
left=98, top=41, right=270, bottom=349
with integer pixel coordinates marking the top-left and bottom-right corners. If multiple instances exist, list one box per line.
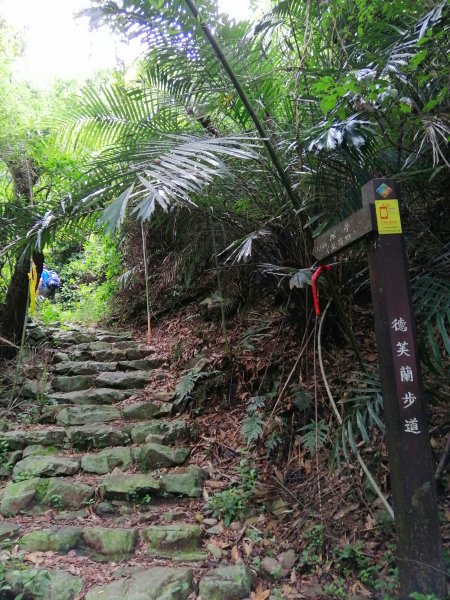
left=376, top=183, right=393, bottom=198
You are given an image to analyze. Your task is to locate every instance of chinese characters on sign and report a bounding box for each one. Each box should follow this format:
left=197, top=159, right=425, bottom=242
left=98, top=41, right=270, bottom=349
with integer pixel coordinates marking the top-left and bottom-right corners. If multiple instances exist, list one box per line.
left=391, top=317, right=420, bottom=434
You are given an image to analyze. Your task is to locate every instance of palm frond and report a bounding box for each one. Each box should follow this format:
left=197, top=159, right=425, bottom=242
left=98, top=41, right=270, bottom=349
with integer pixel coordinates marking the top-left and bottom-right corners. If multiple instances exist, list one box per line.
left=413, top=274, right=450, bottom=370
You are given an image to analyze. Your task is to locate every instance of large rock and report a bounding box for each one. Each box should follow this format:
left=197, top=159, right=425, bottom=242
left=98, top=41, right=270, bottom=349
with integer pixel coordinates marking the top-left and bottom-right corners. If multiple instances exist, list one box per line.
left=20, top=526, right=82, bottom=552
left=97, top=335, right=133, bottom=343
left=199, top=565, right=252, bottom=600
left=0, top=450, right=22, bottom=477
left=70, top=348, right=126, bottom=362
left=125, top=347, right=155, bottom=361
left=5, top=568, right=83, bottom=600
left=57, top=405, right=120, bottom=426
left=22, top=445, right=58, bottom=458
left=28, top=428, right=66, bottom=446
left=26, top=326, right=46, bottom=343
left=83, top=527, right=137, bottom=560
left=0, top=430, right=27, bottom=450
left=48, top=388, right=132, bottom=406
left=81, top=447, right=133, bottom=474
left=85, top=567, right=193, bottom=600
left=39, top=478, right=94, bottom=510
left=123, top=401, right=172, bottom=420
left=0, top=521, right=21, bottom=541
left=162, top=468, right=204, bottom=498
left=0, top=477, right=40, bottom=516
left=66, top=424, right=129, bottom=450
left=117, top=358, right=164, bottom=371
left=53, top=331, right=95, bottom=344
left=0, top=428, right=65, bottom=450
left=139, top=443, right=190, bottom=471
left=13, top=455, right=80, bottom=480
left=100, top=473, right=160, bottom=501
left=52, top=361, right=118, bottom=376
left=52, top=375, right=95, bottom=392
left=21, top=378, right=51, bottom=399
left=114, top=340, right=143, bottom=349
left=68, top=341, right=113, bottom=351
left=143, top=524, right=206, bottom=560
left=129, top=420, right=194, bottom=444
left=95, top=371, right=151, bottom=390
left=53, top=352, right=70, bottom=363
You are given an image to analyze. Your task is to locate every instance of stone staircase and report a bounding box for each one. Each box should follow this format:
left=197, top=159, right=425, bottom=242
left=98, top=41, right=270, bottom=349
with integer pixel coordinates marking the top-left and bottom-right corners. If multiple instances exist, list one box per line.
left=0, top=326, right=252, bottom=599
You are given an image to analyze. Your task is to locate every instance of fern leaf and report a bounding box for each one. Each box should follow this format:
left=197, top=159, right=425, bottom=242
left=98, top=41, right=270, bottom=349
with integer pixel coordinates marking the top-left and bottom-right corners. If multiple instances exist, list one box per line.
left=241, top=414, right=265, bottom=445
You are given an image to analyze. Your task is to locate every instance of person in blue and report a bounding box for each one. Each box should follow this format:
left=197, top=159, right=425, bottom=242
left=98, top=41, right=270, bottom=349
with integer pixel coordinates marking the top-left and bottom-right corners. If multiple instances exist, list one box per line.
left=38, top=266, right=60, bottom=301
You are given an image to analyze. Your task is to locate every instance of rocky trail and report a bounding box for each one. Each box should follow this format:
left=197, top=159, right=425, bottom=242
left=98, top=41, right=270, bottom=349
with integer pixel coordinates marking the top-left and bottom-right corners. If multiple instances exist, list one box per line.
left=0, top=324, right=253, bottom=600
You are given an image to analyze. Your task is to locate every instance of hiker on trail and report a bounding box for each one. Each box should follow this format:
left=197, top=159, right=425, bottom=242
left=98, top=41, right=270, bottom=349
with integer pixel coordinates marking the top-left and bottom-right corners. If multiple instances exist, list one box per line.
left=38, top=266, right=60, bottom=301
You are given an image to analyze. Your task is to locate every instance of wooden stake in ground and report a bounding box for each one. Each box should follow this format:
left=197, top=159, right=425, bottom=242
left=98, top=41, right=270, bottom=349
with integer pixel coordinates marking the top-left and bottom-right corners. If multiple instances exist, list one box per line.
left=314, top=178, right=445, bottom=599
left=141, top=223, right=152, bottom=344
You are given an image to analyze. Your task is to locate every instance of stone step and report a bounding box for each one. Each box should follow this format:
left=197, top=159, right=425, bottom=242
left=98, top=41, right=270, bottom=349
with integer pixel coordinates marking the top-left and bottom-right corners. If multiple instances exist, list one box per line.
left=6, top=441, right=189, bottom=479
left=52, top=360, right=119, bottom=375
left=1, top=466, right=206, bottom=516
left=54, top=402, right=172, bottom=426
left=51, top=332, right=134, bottom=346
left=56, top=405, right=121, bottom=426
left=0, top=564, right=252, bottom=600
left=143, top=523, right=206, bottom=560
left=2, top=568, right=83, bottom=600
left=0, top=427, right=66, bottom=450
left=20, top=526, right=138, bottom=561
left=0, top=419, right=191, bottom=456
left=100, top=465, right=206, bottom=501
left=68, top=346, right=154, bottom=362
left=127, top=418, right=195, bottom=444
left=17, top=523, right=206, bottom=562
left=85, top=567, right=193, bottom=600
left=52, top=357, right=164, bottom=376
left=12, top=455, right=80, bottom=480
left=51, top=370, right=152, bottom=393
left=47, top=387, right=134, bottom=405
left=66, top=424, right=130, bottom=449
left=84, top=565, right=252, bottom=600
left=81, top=446, right=134, bottom=474
left=66, top=340, right=152, bottom=353
left=38, top=399, right=173, bottom=426
left=1, top=477, right=95, bottom=516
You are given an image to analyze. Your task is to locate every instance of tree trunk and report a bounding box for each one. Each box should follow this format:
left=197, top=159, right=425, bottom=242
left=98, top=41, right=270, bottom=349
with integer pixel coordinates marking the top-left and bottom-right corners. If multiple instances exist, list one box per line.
left=0, top=157, right=41, bottom=359
left=0, top=251, right=44, bottom=359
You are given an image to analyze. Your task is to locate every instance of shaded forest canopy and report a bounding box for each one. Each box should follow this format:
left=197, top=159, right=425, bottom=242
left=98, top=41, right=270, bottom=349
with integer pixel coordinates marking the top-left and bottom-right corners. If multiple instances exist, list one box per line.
left=0, top=0, right=448, bottom=597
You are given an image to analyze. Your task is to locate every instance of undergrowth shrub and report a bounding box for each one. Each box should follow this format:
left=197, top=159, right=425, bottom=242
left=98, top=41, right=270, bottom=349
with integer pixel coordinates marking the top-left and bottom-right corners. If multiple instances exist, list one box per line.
left=208, top=453, right=258, bottom=526
left=37, top=233, right=121, bottom=325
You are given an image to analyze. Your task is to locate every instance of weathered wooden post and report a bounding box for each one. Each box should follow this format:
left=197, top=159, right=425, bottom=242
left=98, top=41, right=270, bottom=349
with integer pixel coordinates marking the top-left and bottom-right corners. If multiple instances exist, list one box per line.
left=313, top=178, right=446, bottom=599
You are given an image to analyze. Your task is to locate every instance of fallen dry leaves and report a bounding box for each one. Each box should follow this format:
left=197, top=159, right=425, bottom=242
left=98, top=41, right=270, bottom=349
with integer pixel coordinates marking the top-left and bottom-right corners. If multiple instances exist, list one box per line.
left=251, top=584, right=271, bottom=600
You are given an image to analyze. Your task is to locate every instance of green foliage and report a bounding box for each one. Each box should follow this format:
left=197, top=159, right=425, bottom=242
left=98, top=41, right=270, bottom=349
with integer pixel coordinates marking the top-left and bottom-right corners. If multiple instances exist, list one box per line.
left=36, top=233, right=121, bottom=325
left=13, top=472, right=35, bottom=482
left=413, top=275, right=450, bottom=371
left=48, top=495, right=63, bottom=510
left=208, top=454, right=258, bottom=526
left=332, top=541, right=368, bottom=576
left=0, top=563, right=50, bottom=600
left=0, top=440, right=9, bottom=463
left=331, top=371, right=385, bottom=467
left=409, top=594, right=445, bottom=600
left=298, top=524, right=325, bottom=571
left=174, top=366, right=221, bottom=409
left=299, top=420, right=329, bottom=457
left=241, top=413, right=265, bottom=445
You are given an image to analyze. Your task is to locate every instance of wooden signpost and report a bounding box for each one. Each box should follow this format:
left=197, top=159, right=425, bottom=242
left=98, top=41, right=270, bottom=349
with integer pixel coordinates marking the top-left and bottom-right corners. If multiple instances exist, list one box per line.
left=313, top=179, right=446, bottom=599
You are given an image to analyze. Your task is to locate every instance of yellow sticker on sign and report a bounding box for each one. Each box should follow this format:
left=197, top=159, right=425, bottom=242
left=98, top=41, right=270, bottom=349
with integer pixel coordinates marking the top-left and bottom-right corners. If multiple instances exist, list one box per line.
left=375, top=199, right=402, bottom=234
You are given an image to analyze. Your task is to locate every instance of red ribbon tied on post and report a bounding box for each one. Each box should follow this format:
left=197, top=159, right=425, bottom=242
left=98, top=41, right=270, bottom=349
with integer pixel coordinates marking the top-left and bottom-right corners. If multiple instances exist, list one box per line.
left=311, top=265, right=331, bottom=316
